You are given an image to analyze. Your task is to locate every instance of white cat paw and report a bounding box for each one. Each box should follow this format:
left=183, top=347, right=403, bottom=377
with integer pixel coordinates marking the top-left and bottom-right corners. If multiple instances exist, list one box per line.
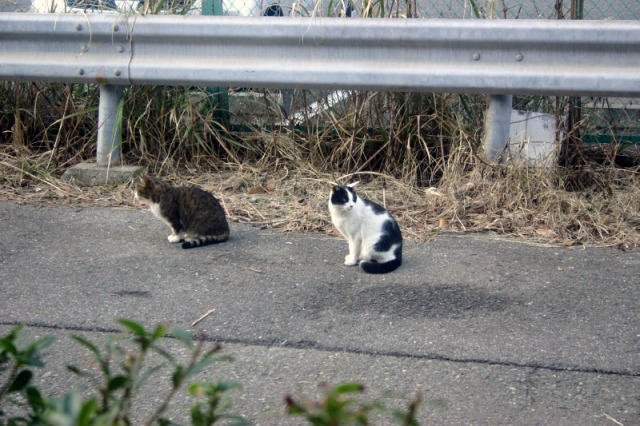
left=344, top=256, right=358, bottom=266
left=168, top=235, right=181, bottom=243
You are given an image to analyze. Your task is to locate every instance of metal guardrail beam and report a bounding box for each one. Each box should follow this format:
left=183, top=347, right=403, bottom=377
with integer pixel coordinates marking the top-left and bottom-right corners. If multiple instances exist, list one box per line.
left=2, top=13, right=639, bottom=165
left=1, top=13, right=640, bottom=97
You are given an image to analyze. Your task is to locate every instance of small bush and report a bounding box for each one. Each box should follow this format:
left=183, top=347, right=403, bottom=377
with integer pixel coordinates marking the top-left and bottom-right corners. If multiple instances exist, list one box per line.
left=0, top=321, right=422, bottom=425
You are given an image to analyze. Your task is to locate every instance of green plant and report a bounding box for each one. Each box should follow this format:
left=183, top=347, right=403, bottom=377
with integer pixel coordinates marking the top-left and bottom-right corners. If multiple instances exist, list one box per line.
left=66, top=319, right=240, bottom=425
left=1, top=324, right=429, bottom=425
left=189, top=381, right=248, bottom=426
left=0, top=321, right=244, bottom=425
left=0, top=325, right=55, bottom=424
left=285, top=382, right=421, bottom=425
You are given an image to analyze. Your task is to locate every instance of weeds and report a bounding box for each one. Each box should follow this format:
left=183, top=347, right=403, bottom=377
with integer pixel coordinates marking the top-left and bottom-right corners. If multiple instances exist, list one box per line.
left=0, top=322, right=423, bottom=425
left=0, top=321, right=243, bottom=425
left=0, top=325, right=55, bottom=422
left=286, top=382, right=422, bottom=425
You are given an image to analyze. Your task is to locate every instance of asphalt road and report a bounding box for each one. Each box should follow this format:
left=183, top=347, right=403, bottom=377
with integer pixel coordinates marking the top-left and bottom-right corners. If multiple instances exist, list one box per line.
left=1, top=200, right=638, bottom=424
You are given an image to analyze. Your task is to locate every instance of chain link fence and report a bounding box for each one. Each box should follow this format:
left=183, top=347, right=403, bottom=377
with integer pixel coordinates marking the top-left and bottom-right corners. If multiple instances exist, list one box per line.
left=219, top=0, right=637, bottom=19
left=215, top=0, right=639, bottom=147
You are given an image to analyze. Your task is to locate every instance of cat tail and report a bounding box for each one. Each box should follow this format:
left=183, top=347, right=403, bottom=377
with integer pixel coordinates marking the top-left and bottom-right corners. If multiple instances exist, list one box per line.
left=181, top=232, right=229, bottom=249
left=360, top=258, right=401, bottom=274
left=360, top=245, right=402, bottom=274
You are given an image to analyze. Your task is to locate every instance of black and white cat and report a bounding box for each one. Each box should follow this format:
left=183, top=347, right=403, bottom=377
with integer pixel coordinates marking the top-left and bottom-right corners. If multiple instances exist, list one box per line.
left=135, top=175, right=229, bottom=249
left=329, top=182, right=402, bottom=274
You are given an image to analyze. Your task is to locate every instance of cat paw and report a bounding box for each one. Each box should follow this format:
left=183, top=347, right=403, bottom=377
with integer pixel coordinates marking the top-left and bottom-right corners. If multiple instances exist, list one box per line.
left=344, top=256, right=358, bottom=266
left=168, top=235, right=181, bottom=243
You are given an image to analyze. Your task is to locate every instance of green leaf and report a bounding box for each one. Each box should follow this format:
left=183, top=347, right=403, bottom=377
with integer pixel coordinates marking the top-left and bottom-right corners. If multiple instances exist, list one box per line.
left=23, top=335, right=55, bottom=357
left=0, top=337, right=18, bottom=357
left=7, top=369, right=33, bottom=393
left=0, top=325, right=23, bottom=350
left=286, top=405, right=306, bottom=415
left=133, top=364, right=164, bottom=393
left=214, top=381, right=241, bottom=393
left=190, top=405, right=206, bottom=426
left=169, top=328, right=193, bottom=349
left=61, top=391, right=82, bottom=415
left=117, top=319, right=147, bottom=337
left=77, top=398, right=99, bottom=426
left=66, top=365, right=84, bottom=376
left=333, top=382, right=364, bottom=395
left=70, top=335, right=100, bottom=358
left=172, top=365, right=185, bottom=388
left=44, top=391, right=83, bottom=425
left=26, top=385, right=48, bottom=413
left=107, top=375, right=129, bottom=392
left=70, top=335, right=109, bottom=374
left=151, top=324, right=168, bottom=340
left=151, top=345, right=176, bottom=364
left=17, top=335, right=55, bottom=368
left=188, top=382, right=204, bottom=395
left=182, top=357, right=219, bottom=382
left=92, top=403, right=121, bottom=425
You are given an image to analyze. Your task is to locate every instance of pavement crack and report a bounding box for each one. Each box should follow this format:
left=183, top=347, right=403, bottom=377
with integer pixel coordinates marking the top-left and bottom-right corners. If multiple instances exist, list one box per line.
left=3, top=321, right=639, bottom=378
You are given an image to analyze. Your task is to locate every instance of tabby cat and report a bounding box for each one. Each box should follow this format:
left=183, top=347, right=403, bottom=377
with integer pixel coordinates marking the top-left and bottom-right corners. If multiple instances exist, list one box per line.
left=329, top=182, right=402, bottom=274
left=135, top=175, right=229, bottom=249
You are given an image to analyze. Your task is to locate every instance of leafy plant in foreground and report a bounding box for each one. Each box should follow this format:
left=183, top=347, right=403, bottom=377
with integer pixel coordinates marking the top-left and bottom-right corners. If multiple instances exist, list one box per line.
left=66, top=319, right=241, bottom=425
left=0, top=321, right=243, bottom=425
left=0, top=325, right=55, bottom=424
left=189, top=381, right=248, bottom=426
left=2, top=323, right=423, bottom=425
left=285, top=382, right=422, bottom=425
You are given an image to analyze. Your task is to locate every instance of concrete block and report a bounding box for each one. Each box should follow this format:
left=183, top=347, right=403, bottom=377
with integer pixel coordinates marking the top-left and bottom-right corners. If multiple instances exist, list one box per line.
left=62, top=162, right=144, bottom=186
left=508, top=110, right=561, bottom=167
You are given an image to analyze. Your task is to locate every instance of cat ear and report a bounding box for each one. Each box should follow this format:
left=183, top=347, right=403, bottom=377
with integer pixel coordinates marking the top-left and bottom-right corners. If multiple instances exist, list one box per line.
left=142, top=175, right=156, bottom=187
left=347, top=181, right=360, bottom=188
left=332, top=185, right=340, bottom=193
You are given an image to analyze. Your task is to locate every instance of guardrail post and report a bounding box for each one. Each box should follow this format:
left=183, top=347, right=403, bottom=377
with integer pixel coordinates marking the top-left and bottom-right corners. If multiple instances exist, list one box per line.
left=96, top=84, right=124, bottom=167
left=483, top=94, right=513, bottom=162
left=202, top=0, right=230, bottom=127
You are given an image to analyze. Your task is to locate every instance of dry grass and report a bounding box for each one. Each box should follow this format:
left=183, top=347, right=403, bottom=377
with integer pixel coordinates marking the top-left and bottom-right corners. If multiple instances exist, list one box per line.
left=2, top=151, right=639, bottom=249
left=1, top=82, right=639, bottom=249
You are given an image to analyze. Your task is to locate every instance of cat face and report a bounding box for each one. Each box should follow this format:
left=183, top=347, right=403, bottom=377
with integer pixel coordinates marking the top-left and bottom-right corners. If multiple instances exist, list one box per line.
left=134, top=175, right=165, bottom=203
left=330, top=184, right=357, bottom=211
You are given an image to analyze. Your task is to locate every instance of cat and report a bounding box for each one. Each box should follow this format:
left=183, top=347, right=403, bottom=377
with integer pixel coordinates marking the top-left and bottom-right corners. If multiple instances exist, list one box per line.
left=328, top=182, right=402, bottom=274
left=134, top=175, right=229, bottom=249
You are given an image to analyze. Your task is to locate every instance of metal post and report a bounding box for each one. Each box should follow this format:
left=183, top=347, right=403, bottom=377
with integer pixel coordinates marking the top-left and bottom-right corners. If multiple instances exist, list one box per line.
left=564, top=0, right=584, bottom=162
left=202, top=0, right=230, bottom=127
left=96, top=84, right=123, bottom=167
left=483, top=94, right=513, bottom=162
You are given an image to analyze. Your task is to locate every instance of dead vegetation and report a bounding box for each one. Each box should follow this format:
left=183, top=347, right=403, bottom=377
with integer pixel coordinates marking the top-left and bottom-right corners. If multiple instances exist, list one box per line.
left=1, top=83, right=639, bottom=249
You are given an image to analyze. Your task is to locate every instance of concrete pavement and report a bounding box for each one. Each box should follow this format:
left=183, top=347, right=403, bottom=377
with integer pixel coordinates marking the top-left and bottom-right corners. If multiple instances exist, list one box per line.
left=1, top=200, right=638, bottom=424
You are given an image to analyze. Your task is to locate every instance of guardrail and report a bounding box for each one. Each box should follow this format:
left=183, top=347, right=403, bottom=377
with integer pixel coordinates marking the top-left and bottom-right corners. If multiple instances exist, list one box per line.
left=2, top=13, right=640, bottom=165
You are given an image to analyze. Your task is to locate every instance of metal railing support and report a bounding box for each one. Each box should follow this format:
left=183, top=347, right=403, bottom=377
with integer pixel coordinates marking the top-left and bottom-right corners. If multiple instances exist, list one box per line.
left=96, top=84, right=123, bottom=167
left=202, top=0, right=230, bottom=127
left=483, top=94, right=513, bottom=162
